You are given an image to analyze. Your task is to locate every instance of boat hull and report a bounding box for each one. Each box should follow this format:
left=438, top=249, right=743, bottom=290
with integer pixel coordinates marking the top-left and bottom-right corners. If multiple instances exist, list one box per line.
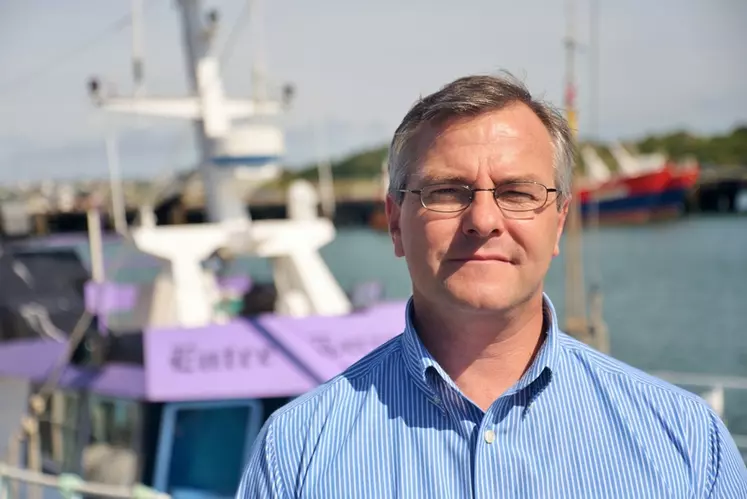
left=579, top=165, right=699, bottom=224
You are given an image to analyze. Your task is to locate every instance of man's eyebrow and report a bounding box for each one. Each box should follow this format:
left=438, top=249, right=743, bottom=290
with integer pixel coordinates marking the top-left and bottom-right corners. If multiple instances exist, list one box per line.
left=496, top=174, right=545, bottom=184
left=418, top=174, right=473, bottom=184
left=416, top=173, right=545, bottom=185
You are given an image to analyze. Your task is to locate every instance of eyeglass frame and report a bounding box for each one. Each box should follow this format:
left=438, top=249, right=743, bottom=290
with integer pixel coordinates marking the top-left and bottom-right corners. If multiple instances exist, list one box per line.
left=398, top=181, right=559, bottom=213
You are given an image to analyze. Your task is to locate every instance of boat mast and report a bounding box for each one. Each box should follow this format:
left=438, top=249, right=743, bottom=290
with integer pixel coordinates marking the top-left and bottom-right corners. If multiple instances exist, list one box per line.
left=562, top=0, right=591, bottom=346
left=88, top=0, right=286, bottom=225
left=586, top=0, right=609, bottom=353
left=562, top=0, right=609, bottom=353
left=176, top=0, right=224, bottom=223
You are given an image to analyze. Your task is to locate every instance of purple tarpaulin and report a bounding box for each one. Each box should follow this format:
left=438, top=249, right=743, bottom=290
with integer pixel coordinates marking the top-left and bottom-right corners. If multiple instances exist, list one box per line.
left=85, top=281, right=139, bottom=314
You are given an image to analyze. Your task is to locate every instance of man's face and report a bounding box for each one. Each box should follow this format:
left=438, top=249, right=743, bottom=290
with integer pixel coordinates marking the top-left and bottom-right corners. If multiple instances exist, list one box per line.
left=386, top=103, right=569, bottom=314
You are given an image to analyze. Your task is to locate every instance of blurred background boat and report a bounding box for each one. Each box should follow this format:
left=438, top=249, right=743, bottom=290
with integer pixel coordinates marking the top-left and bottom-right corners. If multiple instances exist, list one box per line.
left=578, top=143, right=701, bottom=224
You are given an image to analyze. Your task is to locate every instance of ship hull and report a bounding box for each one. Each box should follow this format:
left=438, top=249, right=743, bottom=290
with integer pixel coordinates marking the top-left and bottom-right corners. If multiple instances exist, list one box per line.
left=580, top=186, right=691, bottom=224
left=579, top=165, right=698, bottom=224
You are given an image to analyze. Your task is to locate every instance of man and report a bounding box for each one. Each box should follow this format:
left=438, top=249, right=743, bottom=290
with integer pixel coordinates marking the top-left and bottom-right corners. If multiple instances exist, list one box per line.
left=237, top=73, right=747, bottom=498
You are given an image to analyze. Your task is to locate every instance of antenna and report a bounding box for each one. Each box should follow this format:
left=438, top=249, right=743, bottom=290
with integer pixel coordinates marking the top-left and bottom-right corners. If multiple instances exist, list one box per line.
left=105, top=134, right=128, bottom=235
left=315, top=120, right=336, bottom=219
left=131, top=0, right=145, bottom=96
left=248, top=0, right=267, bottom=103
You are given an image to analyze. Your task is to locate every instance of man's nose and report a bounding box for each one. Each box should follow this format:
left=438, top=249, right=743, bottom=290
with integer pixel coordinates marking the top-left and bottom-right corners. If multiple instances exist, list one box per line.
left=461, top=190, right=506, bottom=237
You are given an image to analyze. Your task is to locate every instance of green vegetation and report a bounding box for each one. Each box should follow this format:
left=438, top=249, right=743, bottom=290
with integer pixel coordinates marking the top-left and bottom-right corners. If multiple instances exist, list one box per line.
left=279, top=125, right=747, bottom=184
left=636, top=126, right=747, bottom=166
left=275, top=145, right=388, bottom=187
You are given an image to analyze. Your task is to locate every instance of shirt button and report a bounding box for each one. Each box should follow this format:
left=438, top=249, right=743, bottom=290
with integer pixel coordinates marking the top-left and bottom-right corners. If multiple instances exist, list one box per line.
left=484, top=429, right=496, bottom=444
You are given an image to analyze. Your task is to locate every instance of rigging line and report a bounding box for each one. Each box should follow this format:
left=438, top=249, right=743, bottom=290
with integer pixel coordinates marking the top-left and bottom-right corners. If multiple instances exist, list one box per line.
left=218, top=0, right=253, bottom=67
left=0, top=4, right=154, bottom=96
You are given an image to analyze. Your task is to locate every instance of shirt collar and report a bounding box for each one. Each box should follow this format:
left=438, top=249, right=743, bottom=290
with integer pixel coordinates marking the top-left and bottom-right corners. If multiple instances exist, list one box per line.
left=401, top=293, right=561, bottom=399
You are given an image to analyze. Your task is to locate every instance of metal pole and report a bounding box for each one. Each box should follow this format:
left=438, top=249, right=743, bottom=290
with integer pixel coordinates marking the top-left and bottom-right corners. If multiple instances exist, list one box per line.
left=131, top=0, right=145, bottom=96
left=87, top=207, right=105, bottom=283
left=176, top=0, right=221, bottom=223
left=248, top=0, right=267, bottom=103
left=106, top=134, right=128, bottom=235
left=585, top=0, right=610, bottom=354
left=315, top=120, right=336, bottom=219
left=562, top=0, right=590, bottom=345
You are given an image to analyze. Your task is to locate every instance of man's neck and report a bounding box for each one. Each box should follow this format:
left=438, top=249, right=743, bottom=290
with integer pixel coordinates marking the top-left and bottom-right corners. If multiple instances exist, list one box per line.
left=411, top=292, right=547, bottom=411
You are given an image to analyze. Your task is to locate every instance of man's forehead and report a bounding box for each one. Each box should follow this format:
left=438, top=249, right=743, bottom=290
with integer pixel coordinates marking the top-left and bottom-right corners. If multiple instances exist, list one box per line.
left=418, top=104, right=551, bottom=144
left=409, top=120, right=552, bottom=178
left=411, top=108, right=552, bottom=161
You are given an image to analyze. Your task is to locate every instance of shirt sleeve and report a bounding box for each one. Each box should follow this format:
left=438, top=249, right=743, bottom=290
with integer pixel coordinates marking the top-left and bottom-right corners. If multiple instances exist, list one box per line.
left=705, top=411, right=747, bottom=498
left=236, top=419, right=289, bottom=499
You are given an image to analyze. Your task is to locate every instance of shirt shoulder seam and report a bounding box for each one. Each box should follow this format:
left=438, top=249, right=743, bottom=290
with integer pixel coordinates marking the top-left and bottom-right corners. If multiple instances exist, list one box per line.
left=557, top=334, right=714, bottom=411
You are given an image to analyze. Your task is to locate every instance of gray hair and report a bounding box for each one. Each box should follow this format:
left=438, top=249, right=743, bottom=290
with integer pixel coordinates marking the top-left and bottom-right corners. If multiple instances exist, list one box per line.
left=387, top=72, right=574, bottom=207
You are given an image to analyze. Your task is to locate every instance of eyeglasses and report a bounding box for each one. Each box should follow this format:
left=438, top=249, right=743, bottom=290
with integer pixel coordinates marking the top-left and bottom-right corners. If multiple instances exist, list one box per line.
left=398, top=181, right=558, bottom=213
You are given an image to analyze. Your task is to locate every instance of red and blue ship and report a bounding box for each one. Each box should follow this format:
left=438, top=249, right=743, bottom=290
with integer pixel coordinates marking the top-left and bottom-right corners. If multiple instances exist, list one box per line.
left=578, top=146, right=700, bottom=224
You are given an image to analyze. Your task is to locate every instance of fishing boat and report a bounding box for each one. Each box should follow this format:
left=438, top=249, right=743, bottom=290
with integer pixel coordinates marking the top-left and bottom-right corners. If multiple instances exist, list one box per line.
left=0, top=1, right=406, bottom=497
left=578, top=143, right=700, bottom=224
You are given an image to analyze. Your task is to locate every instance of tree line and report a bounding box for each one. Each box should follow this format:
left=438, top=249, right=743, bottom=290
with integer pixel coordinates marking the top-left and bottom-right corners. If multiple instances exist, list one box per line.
left=279, top=124, right=747, bottom=184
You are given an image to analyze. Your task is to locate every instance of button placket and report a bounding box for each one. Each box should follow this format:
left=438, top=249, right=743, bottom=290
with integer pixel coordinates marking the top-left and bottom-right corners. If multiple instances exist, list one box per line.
left=473, top=416, right=500, bottom=499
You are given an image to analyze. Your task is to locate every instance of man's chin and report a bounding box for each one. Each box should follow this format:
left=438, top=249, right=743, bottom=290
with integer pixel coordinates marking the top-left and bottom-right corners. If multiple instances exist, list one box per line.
left=440, top=282, right=518, bottom=313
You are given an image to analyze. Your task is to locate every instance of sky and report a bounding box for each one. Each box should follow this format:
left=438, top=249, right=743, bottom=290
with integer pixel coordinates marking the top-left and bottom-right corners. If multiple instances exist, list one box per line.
left=0, top=0, right=745, bottom=183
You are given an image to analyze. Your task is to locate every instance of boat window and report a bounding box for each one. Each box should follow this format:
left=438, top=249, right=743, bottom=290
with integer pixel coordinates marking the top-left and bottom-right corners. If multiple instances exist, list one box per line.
left=167, top=405, right=252, bottom=496
left=155, top=401, right=265, bottom=497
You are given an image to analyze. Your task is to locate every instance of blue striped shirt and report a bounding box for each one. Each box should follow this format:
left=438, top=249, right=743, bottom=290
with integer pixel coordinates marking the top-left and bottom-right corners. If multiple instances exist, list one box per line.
left=237, top=294, right=747, bottom=498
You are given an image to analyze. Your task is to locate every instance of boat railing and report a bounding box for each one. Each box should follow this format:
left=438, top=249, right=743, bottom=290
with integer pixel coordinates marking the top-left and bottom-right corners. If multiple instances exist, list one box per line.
left=652, top=371, right=747, bottom=455
left=0, top=463, right=170, bottom=499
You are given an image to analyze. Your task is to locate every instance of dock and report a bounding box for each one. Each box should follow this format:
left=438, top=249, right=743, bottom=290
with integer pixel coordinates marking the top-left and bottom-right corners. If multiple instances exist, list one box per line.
left=1, top=167, right=745, bottom=238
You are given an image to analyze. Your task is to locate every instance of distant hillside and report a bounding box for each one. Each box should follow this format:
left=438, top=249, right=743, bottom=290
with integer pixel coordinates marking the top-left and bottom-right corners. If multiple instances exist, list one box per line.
left=280, top=125, right=747, bottom=184
left=636, top=126, right=747, bottom=166
left=277, top=146, right=388, bottom=186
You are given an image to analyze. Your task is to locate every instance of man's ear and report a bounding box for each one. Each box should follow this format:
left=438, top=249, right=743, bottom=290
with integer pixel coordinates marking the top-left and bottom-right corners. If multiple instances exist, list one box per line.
left=553, top=195, right=571, bottom=257
left=386, top=194, right=405, bottom=258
